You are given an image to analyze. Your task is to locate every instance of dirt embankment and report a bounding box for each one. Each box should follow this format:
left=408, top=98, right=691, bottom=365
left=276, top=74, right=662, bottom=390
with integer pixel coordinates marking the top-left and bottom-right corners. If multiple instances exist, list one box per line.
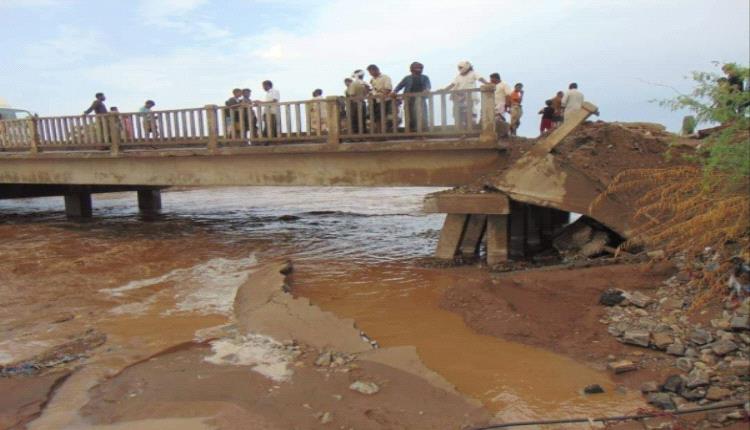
left=440, top=263, right=678, bottom=386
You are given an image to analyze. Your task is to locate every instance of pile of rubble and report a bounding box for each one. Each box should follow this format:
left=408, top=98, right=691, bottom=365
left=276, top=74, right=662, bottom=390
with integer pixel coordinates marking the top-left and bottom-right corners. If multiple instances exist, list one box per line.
left=598, top=261, right=749, bottom=419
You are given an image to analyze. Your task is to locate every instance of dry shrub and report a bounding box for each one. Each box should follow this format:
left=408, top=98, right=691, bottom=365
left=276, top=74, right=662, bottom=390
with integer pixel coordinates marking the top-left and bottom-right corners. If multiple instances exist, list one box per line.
left=593, top=166, right=749, bottom=304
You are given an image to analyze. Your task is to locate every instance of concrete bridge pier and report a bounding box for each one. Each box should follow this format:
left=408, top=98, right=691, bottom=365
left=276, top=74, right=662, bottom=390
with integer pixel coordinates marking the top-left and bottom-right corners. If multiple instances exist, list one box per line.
left=424, top=192, right=571, bottom=265
left=137, top=189, right=162, bottom=215
left=64, top=193, right=93, bottom=218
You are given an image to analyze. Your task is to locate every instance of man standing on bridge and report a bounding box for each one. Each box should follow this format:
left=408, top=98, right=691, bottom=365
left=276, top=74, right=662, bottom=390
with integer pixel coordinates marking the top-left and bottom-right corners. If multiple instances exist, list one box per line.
left=262, top=80, right=280, bottom=138
left=367, top=64, right=393, bottom=133
left=83, top=93, right=107, bottom=115
left=393, top=62, right=431, bottom=132
left=561, top=83, right=584, bottom=120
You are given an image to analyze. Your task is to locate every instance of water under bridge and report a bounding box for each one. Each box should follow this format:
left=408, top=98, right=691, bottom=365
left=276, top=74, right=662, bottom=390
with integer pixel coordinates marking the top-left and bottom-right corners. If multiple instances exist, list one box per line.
left=1, top=86, right=613, bottom=264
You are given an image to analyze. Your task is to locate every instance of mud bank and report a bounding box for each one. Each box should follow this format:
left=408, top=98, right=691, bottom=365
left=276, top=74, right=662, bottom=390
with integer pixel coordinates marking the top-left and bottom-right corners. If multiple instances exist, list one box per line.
left=80, top=261, right=490, bottom=430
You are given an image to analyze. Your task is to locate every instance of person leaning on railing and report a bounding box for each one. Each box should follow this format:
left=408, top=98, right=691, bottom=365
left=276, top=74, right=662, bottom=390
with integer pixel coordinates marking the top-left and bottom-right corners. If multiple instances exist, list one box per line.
left=392, top=61, right=431, bottom=132
left=262, top=80, right=280, bottom=138
left=367, top=64, right=393, bottom=133
left=139, top=100, right=158, bottom=138
left=346, top=70, right=369, bottom=134
left=308, top=89, right=328, bottom=134
left=443, top=61, right=488, bottom=130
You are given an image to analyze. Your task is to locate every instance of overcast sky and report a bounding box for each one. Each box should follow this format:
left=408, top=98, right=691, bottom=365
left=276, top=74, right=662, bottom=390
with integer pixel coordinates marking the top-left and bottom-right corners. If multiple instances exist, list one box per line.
left=1, top=0, right=748, bottom=136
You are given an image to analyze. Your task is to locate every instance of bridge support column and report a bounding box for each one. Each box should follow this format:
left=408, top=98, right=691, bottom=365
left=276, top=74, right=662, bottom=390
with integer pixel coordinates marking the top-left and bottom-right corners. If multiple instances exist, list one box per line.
left=64, top=193, right=92, bottom=218
left=137, top=189, right=162, bottom=214
left=435, top=214, right=468, bottom=260
left=525, top=205, right=543, bottom=254
left=508, top=201, right=526, bottom=260
left=486, top=215, right=508, bottom=265
left=459, top=215, right=487, bottom=259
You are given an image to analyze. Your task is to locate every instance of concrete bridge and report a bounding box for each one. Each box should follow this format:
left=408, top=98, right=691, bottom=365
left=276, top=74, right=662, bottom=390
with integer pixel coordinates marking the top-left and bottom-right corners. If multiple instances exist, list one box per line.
left=0, top=85, right=608, bottom=264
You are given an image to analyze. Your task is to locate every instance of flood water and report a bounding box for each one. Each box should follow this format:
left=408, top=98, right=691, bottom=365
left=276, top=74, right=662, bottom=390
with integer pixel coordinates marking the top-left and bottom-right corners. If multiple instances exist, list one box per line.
left=0, top=187, right=642, bottom=424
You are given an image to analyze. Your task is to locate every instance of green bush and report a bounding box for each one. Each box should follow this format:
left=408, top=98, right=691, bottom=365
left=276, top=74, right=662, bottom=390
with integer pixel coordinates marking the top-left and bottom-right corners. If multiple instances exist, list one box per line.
left=660, top=63, right=749, bottom=184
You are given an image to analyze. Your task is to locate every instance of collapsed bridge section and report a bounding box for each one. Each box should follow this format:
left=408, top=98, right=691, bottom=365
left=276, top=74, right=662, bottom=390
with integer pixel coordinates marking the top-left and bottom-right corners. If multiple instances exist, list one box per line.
left=425, top=103, right=686, bottom=264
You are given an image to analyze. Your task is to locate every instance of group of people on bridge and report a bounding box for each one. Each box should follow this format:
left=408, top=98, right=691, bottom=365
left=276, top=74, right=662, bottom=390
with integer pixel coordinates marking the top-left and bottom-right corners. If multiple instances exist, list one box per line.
left=78, top=60, right=587, bottom=141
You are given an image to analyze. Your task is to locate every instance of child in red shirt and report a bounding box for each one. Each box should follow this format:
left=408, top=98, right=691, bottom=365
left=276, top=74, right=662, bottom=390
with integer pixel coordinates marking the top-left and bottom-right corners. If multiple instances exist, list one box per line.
left=538, top=99, right=555, bottom=135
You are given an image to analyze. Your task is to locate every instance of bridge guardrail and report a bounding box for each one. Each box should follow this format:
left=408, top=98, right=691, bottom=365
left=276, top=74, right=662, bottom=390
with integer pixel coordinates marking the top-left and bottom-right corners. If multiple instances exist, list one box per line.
left=0, top=85, right=498, bottom=155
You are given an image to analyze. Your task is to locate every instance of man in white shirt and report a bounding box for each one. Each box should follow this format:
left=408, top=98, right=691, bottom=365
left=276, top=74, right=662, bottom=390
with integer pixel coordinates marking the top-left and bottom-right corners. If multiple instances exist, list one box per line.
left=367, top=64, right=394, bottom=132
left=561, top=82, right=584, bottom=120
left=262, top=80, right=280, bottom=138
left=489, top=73, right=511, bottom=120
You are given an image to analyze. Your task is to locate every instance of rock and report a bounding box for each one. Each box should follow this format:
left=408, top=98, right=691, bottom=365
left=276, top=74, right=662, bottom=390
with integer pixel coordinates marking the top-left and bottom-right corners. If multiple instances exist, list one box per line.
left=608, top=360, right=637, bottom=374
left=315, top=351, right=332, bottom=367
left=652, top=332, right=673, bottom=350
left=685, top=369, right=710, bottom=388
left=680, top=387, right=706, bottom=401
left=583, top=384, right=605, bottom=394
left=623, top=291, right=654, bottom=308
left=711, top=318, right=732, bottom=330
left=662, top=375, right=685, bottom=393
left=675, top=271, right=691, bottom=283
left=600, top=289, right=625, bottom=306
left=661, top=297, right=684, bottom=311
left=647, top=250, right=666, bottom=259
left=689, top=329, right=713, bottom=345
left=647, top=393, right=676, bottom=410
left=675, top=357, right=693, bottom=372
left=705, top=386, right=731, bottom=401
left=699, top=351, right=718, bottom=366
left=623, top=330, right=651, bottom=347
left=349, top=381, right=380, bottom=395
left=684, top=347, right=699, bottom=359
left=709, top=339, right=738, bottom=356
left=730, top=315, right=750, bottom=331
left=729, top=359, right=749, bottom=376
left=581, top=231, right=610, bottom=257
left=641, top=381, right=659, bottom=393
left=666, top=343, right=686, bottom=356
left=320, top=411, right=333, bottom=424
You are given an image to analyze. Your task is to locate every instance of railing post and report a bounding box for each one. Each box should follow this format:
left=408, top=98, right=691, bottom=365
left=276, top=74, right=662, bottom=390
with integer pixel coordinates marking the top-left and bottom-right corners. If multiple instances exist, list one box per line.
left=205, top=104, right=219, bottom=153
left=29, top=117, right=40, bottom=154
left=108, top=114, right=121, bottom=156
left=479, top=84, right=498, bottom=144
left=325, top=96, right=340, bottom=145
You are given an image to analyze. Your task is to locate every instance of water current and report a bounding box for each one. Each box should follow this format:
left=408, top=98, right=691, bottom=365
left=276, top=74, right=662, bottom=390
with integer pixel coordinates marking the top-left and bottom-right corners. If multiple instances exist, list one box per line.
left=0, top=187, right=643, bottom=425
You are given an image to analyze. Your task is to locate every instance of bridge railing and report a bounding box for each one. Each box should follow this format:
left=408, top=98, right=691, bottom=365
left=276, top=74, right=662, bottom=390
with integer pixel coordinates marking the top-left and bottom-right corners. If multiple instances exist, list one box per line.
left=0, top=85, right=497, bottom=155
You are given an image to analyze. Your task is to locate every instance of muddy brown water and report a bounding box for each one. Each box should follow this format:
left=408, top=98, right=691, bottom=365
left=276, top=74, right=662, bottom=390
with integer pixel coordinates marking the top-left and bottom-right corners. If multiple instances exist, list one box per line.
left=0, top=187, right=642, bottom=427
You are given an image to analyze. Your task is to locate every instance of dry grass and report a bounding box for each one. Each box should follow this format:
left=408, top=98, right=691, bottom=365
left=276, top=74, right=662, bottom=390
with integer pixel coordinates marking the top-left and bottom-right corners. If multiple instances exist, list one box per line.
left=593, top=166, right=749, bottom=305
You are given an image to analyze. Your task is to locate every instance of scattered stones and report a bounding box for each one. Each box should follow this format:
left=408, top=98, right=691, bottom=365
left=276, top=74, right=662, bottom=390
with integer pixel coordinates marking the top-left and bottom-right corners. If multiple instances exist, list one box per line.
left=349, top=381, right=380, bottom=395
left=689, top=329, right=713, bottom=345
left=622, top=330, right=650, bottom=347
left=651, top=332, right=673, bottom=350
left=675, top=357, right=693, bottom=372
left=729, top=359, right=749, bottom=376
left=685, top=369, right=710, bottom=388
left=709, top=339, right=738, bottom=356
left=315, top=351, right=332, bottom=367
left=705, top=386, right=731, bottom=401
left=730, top=315, right=750, bottom=331
left=661, top=375, right=685, bottom=393
left=666, top=343, right=686, bottom=356
left=608, top=360, right=637, bottom=374
left=623, top=291, right=654, bottom=308
left=641, top=381, right=659, bottom=393
left=583, top=384, right=604, bottom=394
left=680, top=387, right=706, bottom=401
left=599, top=289, right=625, bottom=306
left=647, top=392, right=676, bottom=410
